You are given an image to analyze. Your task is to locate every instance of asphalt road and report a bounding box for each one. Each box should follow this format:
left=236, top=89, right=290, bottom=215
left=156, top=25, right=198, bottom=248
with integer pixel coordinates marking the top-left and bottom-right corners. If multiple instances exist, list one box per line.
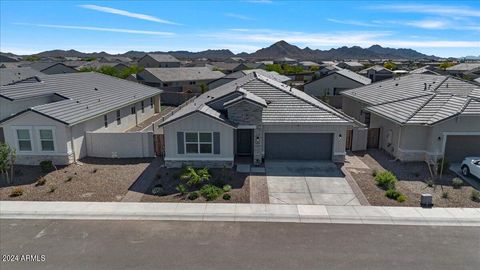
left=1, top=219, right=479, bottom=270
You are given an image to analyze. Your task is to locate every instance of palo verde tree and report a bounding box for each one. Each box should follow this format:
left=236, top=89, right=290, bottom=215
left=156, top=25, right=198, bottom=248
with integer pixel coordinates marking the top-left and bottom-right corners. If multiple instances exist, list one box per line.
left=0, top=143, right=16, bottom=184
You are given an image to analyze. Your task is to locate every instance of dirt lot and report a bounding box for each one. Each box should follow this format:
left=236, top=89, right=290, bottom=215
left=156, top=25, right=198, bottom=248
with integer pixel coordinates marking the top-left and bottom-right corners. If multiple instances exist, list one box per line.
left=348, top=150, right=480, bottom=208
left=141, top=167, right=250, bottom=203
left=0, top=158, right=152, bottom=202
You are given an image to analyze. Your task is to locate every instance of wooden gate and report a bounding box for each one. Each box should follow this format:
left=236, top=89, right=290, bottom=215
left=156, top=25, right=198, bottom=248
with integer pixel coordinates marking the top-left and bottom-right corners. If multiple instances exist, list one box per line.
left=367, top=128, right=380, bottom=149
left=345, top=129, right=353, bottom=151
left=153, top=134, right=165, bottom=156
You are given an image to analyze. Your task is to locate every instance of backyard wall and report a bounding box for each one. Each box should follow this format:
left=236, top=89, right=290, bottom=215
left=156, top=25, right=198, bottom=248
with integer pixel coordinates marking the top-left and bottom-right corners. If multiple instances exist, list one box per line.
left=85, top=131, right=155, bottom=158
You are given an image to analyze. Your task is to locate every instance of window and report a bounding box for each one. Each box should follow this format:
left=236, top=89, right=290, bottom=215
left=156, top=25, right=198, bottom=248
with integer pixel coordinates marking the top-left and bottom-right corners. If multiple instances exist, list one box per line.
left=116, top=110, right=121, bottom=125
left=189, top=81, right=196, bottom=85
left=141, top=101, right=145, bottom=113
left=104, top=114, right=108, bottom=128
left=364, top=112, right=371, bottom=127
left=39, top=129, right=54, bottom=151
left=131, top=106, right=136, bottom=115
left=185, top=132, right=213, bottom=154
left=16, top=129, right=32, bottom=151
left=150, top=97, right=154, bottom=109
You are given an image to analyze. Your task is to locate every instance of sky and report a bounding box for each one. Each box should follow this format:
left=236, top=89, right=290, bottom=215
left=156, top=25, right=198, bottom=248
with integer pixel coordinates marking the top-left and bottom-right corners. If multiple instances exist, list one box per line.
left=1, top=0, right=479, bottom=57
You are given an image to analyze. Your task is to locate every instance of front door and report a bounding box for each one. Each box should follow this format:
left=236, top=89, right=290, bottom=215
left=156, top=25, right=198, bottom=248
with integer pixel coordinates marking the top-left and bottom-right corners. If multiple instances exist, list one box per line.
left=237, top=129, right=252, bottom=156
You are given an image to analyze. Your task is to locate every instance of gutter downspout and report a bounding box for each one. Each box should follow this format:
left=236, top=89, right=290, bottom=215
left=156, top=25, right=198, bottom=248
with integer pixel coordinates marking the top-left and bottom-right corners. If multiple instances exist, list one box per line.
left=69, top=126, right=77, bottom=164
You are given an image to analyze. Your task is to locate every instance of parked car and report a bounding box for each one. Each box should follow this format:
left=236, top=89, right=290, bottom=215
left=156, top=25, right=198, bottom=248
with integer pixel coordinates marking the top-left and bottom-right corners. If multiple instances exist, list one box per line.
left=461, top=157, right=480, bottom=179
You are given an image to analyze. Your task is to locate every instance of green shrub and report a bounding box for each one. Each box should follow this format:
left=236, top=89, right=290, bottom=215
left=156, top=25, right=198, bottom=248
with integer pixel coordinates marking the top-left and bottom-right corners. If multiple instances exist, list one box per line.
left=396, top=194, right=407, bottom=203
left=442, top=191, right=449, bottom=199
left=176, top=184, right=188, bottom=195
left=372, top=169, right=378, bottom=177
left=223, top=193, right=231, bottom=200
left=426, top=180, right=434, bottom=187
left=187, top=191, right=199, bottom=200
left=35, top=177, right=46, bottom=186
left=375, top=171, right=397, bottom=190
left=200, top=184, right=223, bottom=201
left=151, top=184, right=165, bottom=196
left=222, top=184, right=232, bottom=192
left=452, top=178, right=463, bottom=189
left=9, top=187, right=23, bottom=197
left=181, top=167, right=211, bottom=186
left=385, top=189, right=401, bottom=200
left=39, top=160, right=55, bottom=173
left=437, top=158, right=450, bottom=174
left=471, top=190, right=480, bottom=202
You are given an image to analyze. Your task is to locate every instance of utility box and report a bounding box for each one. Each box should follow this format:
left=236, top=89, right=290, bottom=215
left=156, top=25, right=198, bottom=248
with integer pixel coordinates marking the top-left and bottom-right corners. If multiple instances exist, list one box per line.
left=421, top=193, right=433, bottom=207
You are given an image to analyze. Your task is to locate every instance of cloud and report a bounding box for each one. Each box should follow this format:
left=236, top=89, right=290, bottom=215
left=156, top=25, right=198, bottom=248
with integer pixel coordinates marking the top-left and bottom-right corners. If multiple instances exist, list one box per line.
left=224, top=13, right=255, bottom=21
left=371, top=4, right=480, bottom=17
left=245, top=0, right=272, bottom=3
left=79, top=4, right=181, bottom=25
left=14, top=23, right=174, bottom=36
left=403, top=19, right=449, bottom=29
left=326, top=18, right=381, bottom=27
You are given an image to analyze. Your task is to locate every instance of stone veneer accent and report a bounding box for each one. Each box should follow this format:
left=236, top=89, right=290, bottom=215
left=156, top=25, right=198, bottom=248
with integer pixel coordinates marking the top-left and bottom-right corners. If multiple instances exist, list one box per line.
left=165, top=160, right=233, bottom=168
left=227, top=100, right=264, bottom=165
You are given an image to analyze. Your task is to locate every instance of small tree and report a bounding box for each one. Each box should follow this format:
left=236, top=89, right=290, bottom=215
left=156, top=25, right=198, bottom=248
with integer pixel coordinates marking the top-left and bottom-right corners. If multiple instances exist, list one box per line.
left=0, top=143, right=16, bottom=184
left=439, top=61, right=455, bottom=71
left=383, top=61, right=397, bottom=71
left=200, top=83, right=208, bottom=94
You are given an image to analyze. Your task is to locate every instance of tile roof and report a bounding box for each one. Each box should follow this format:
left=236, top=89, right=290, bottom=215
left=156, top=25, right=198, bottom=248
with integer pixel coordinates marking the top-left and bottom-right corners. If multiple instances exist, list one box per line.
left=142, top=67, right=224, bottom=82
left=160, top=72, right=355, bottom=127
left=359, top=65, right=392, bottom=74
left=446, top=63, right=480, bottom=71
left=335, top=69, right=372, bottom=85
left=146, top=54, right=180, bottom=63
left=0, top=67, right=44, bottom=86
left=342, top=74, right=480, bottom=125
left=409, top=66, right=440, bottom=75
left=0, top=72, right=162, bottom=125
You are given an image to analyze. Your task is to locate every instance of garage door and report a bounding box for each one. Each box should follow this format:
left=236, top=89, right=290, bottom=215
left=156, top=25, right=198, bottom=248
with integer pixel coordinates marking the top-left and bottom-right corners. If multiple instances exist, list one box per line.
left=444, top=135, right=480, bottom=163
left=265, top=133, right=333, bottom=160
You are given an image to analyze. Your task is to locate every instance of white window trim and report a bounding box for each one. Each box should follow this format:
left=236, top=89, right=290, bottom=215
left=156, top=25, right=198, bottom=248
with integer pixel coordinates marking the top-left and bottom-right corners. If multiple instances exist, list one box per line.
left=184, top=132, right=213, bottom=155
left=37, top=127, right=56, bottom=152
left=13, top=126, right=34, bottom=153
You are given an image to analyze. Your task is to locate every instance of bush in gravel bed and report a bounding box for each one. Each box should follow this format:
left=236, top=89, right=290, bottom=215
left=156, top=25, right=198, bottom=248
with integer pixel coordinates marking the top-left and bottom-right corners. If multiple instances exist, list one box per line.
left=176, top=184, right=188, bottom=195
left=151, top=184, right=165, bottom=196
left=48, top=185, right=56, bottom=193
left=35, top=177, right=47, bottom=186
left=181, top=167, right=211, bottom=186
left=200, top=184, right=223, bottom=201
left=371, top=170, right=378, bottom=177
left=9, top=187, right=24, bottom=197
left=187, top=191, right=199, bottom=200
left=375, top=171, right=397, bottom=190
left=471, top=190, right=480, bottom=202
left=39, top=160, right=55, bottom=173
left=452, top=178, right=463, bottom=189
left=396, top=194, right=407, bottom=203
left=426, top=180, right=434, bottom=187
left=222, top=184, right=232, bottom=192
left=442, top=191, right=449, bottom=199
left=385, top=189, right=401, bottom=200
left=223, top=193, right=231, bottom=200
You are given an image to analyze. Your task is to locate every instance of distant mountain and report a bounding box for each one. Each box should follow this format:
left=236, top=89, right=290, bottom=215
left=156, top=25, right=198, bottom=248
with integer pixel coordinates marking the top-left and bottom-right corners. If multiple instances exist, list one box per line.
left=462, top=55, right=480, bottom=60
left=1, top=41, right=440, bottom=61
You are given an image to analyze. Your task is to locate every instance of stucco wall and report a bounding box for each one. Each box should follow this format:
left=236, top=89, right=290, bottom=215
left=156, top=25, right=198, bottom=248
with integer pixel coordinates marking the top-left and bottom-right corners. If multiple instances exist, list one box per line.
left=85, top=131, right=154, bottom=158
left=304, top=74, right=364, bottom=97
left=138, top=55, right=180, bottom=68
left=342, top=97, right=367, bottom=123
left=163, top=112, right=234, bottom=164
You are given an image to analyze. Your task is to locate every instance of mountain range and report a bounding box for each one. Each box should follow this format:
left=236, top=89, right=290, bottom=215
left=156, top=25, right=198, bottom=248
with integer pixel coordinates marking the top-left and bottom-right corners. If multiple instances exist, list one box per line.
left=2, top=40, right=440, bottom=61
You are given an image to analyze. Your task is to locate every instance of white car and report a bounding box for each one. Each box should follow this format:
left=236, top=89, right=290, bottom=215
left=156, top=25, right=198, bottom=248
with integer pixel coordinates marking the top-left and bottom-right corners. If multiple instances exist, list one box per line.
left=461, top=157, right=480, bottom=179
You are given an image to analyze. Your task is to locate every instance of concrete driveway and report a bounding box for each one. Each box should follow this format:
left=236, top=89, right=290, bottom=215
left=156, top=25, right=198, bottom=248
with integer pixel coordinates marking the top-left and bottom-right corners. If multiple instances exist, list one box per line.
left=266, top=161, right=360, bottom=206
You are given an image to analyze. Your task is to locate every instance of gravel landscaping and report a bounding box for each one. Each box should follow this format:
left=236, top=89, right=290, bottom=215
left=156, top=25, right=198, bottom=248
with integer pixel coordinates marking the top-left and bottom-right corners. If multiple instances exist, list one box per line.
left=141, top=167, right=250, bottom=203
left=0, top=158, right=152, bottom=202
left=347, top=150, right=480, bottom=208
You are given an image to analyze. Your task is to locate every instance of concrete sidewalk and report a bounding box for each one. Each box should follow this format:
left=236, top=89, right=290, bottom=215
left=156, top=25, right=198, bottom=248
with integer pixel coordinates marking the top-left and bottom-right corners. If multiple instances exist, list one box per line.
left=1, top=201, right=479, bottom=226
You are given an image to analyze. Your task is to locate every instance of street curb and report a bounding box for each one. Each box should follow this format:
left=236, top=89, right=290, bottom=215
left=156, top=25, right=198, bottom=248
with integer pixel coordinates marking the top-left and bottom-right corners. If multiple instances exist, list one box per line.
left=1, top=201, right=479, bottom=227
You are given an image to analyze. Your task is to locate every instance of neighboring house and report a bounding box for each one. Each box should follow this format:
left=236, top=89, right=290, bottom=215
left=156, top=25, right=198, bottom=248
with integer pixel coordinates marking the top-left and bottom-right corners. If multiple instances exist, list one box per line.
left=137, top=54, right=181, bottom=68
left=274, top=57, right=297, bottom=65
left=446, top=63, right=480, bottom=78
left=409, top=66, right=441, bottom=75
left=341, top=74, right=480, bottom=163
left=63, top=60, right=88, bottom=69
left=208, top=69, right=291, bottom=89
left=209, top=62, right=249, bottom=74
left=317, top=65, right=340, bottom=77
left=336, top=61, right=364, bottom=71
left=0, top=72, right=162, bottom=164
left=26, top=62, right=77, bottom=75
left=137, top=67, right=224, bottom=105
left=0, top=54, right=20, bottom=62
left=77, top=61, right=129, bottom=72
left=298, top=61, right=321, bottom=70
left=245, top=62, right=266, bottom=70
left=0, top=67, right=44, bottom=86
left=358, top=65, right=393, bottom=82
left=98, top=56, right=132, bottom=63
left=304, top=69, right=371, bottom=108
left=158, top=72, right=356, bottom=168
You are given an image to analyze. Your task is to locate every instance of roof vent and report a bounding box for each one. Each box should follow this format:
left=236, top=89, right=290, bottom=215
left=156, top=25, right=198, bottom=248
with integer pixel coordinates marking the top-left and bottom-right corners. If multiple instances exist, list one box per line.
left=86, top=106, right=89, bottom=109
left=76, top=101, right=80, bottom=104
left=446, top=83, right=449, bottom=88
left=266, top=100, right=272, bottom=104
left=395, top=83, right=398, bottom=86
left=94, top=87, right=98, bottom=91
left=424, top=83, right=427, bottom=90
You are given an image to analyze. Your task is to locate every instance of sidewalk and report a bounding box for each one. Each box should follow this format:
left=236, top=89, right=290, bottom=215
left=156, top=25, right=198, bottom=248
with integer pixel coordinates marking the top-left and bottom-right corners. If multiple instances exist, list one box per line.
left=1, top=201, right=479, bottom=226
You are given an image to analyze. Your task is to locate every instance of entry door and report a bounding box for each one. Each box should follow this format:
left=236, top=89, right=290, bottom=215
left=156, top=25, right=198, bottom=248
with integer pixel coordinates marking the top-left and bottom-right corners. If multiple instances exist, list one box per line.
left=237, top=129, right=252, bottom=156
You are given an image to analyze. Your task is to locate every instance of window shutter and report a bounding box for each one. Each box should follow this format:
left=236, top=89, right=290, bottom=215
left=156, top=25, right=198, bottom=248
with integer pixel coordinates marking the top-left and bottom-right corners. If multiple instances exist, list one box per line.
left=177, top=132, right=184, bottom=154
left=213, top=132, right=220, bottom=154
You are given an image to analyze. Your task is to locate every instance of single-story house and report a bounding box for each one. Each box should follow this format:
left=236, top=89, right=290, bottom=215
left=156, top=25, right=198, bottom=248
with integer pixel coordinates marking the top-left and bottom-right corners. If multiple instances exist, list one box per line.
left=0, top=72, right=162, bottom=165
left=0, top=54, right=20, bottom=62
left=208, top=62, right=249, bottom=74
left=358, top=65, right=394, bottom=82
left=244, top=62, right=266, bottom=70
left=208, top=69, right=291, bottom=90
left=137, top=54, right=181, bottom=68
left=446, top=63, right=480, bottom=77
left=26, top=62, right=78, bottom=75
left=98, top=56, right=133, bottom=63
left=158, top=71, right=357, bottom=168
left=0, top=67, right=44, bottom=86
left=316, top=65, right=340, bottom=77
left=341, top=74, right=480, bottom=163
left=304, top=69, right=371, bottom=108
left=409, top=66, right=441, bottom=75
left=273, top=57, right=297, bottom=65
left=77, top=61, right=129, bottom=72
left=336, top=61, right=364, bottom=71
left=298, top=61, right=321, bottom=70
